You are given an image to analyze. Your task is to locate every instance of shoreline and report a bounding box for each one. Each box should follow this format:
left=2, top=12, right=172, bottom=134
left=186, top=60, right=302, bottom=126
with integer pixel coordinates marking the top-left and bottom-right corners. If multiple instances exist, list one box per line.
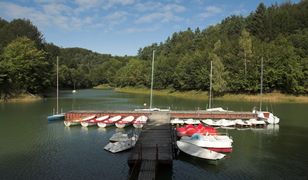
left=114, top=87, right=308, bottom=103
left=0, top=93, right=42, bottom=103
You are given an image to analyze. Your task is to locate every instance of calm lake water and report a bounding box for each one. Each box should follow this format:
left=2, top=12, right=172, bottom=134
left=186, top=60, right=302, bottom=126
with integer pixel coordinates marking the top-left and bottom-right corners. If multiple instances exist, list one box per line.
left=0, top=89, right=307, bottom=179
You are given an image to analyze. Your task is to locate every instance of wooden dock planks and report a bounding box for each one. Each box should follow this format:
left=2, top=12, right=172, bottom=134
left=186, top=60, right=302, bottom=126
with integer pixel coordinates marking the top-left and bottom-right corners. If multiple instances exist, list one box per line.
left=128, top=112, right=173, bottom=180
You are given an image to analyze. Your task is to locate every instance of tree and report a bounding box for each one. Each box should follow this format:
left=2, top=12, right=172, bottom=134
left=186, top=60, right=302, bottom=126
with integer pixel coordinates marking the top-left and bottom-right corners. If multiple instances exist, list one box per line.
left=239, top=28, right=253, bottom=76
left=2, top=37, right=50, bottom=94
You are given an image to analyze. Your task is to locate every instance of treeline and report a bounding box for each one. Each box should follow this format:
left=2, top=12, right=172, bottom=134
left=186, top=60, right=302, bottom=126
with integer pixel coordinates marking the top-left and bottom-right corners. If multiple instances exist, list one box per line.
left=0, top=18, right=130, bottom=100
left=1, top=1, right=307, bottom=100
left=132, top=1, right=308, bottom=95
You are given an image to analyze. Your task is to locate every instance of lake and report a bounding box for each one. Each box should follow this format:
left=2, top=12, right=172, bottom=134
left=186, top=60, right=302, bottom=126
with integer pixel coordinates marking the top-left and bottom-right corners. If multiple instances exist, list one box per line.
left=0, top=89, right=307, bottom=179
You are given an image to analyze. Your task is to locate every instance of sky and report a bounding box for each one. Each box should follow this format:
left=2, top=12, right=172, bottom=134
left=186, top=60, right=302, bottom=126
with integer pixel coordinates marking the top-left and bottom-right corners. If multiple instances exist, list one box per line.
left=0, top=0, right=300, bottom=56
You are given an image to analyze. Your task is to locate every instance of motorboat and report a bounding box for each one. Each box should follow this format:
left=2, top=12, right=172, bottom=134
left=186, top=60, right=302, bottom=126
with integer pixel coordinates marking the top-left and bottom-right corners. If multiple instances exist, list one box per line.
left=257, top=111, right=280, bottom=124
left=104, top=134, right=138, bottom=153
left=115, top=116, right=135, bottom=128
left=176, top=140, right=225, bottom=160
left=97, top=115, right=122, bottom=128
left=180, top=133, right=233, bottom=153
left=176, top=124, right=217, bottom=137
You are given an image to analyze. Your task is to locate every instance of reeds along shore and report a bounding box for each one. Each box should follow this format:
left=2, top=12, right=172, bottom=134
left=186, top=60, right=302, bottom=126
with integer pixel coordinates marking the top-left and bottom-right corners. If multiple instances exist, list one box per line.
left=112, top=87, right=308, bottom=103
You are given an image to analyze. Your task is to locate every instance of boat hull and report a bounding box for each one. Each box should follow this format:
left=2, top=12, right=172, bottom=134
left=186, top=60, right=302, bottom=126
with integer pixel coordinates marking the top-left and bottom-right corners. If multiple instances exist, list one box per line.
left=81, top=121, right=96, bottom=127
left=97, top=122, right=114, bottom=128
left=47, top=114, right=65, bottom=121
left=64, top=121, right=80, bottom=127
left=115, top=123, right=130, bottom=128
left=133, top=123, right=144, bottom=128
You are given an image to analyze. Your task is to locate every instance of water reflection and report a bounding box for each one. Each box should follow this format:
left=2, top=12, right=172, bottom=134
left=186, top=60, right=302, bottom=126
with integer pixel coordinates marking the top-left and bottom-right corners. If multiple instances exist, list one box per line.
left=97, top=127, right=107, bottom=134
left=81, top=127, right=88, bottom=134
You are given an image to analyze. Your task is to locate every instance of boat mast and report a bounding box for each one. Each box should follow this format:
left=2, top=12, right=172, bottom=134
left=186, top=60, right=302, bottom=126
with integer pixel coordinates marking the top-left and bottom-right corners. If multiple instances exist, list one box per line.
left=150, top=50, right=155, bottom=109
left=56, top=56, right=59, bottom=114
left=209, top=61, right=213, bottom=109
left=260, top=57, right=263, bottom=111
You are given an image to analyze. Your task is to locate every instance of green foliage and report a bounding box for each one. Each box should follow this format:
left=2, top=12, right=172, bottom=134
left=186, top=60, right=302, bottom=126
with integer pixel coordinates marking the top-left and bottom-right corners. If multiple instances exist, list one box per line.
left=1, top=37, right=50, bottom=94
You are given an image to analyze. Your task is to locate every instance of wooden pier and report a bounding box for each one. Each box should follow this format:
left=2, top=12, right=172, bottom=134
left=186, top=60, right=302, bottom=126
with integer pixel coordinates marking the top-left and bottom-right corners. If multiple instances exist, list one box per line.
left=128, top=111, right=174, bottom=180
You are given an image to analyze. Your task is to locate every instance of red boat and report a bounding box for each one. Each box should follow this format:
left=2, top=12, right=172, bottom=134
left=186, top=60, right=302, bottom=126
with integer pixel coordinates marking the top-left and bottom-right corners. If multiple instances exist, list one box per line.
left=176, top=124, right=217, bottom=137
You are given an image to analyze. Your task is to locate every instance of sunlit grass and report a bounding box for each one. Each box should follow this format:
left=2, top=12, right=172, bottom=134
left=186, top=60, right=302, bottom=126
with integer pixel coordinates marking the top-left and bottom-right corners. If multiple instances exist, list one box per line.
left=114, top=87, right=308, bottom=103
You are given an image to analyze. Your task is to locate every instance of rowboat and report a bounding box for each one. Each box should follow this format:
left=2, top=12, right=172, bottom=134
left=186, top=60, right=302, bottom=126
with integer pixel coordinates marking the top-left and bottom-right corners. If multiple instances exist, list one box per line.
left=115, top=116, right=135, bottom=128
left=104, top=134, right=138, bottom=153
left=97, top=115, right=122, bottom=128
left=64, top=115, right=96, bottom=127
left=184, top=118, right=200, bottom=125
left=180, top=133, right=233, bottom=153
left=81, top=115, right=109, bottom=127
left=176, top=141, right=225, bottom=160
left=133, top=115, right=148, bottom=128
left=170, top=118, right=185, bottom=125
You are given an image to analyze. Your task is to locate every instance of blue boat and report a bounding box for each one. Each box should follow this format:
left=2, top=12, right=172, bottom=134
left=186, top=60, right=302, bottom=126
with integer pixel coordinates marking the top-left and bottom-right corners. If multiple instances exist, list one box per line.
left=47, top=114, right=65, bottom=121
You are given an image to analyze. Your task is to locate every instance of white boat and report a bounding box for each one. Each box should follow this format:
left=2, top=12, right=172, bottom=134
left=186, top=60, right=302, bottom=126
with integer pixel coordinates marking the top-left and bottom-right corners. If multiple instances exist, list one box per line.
left=202, top=119, right=216, bottom=126
left=256, top=58, right=280, bottom=124
left=180, top=133, right=233, bottom=153
left=205, top=107, right=231, bottom=112
left=170, top=118, right=185, bottom=125
left=217, top=119, right=236, bottom=127
left=109, top=132, right=130, bottom=142
left=234, top=119, right=251, bottom=127
left=64, top=115, right=96, bottom=127
left=184, top=118, right=200, bottom=125
left=257, top=111, right=280, bottom=124
left=81, top=115, right=109, bottom=127
left=176, top=141, right=225, bottom=160
left=97, top=115, right=122, bottom=128
left=104, top=135, right=138, bottom=153
left=133, top=115, right=148, bottom=128
left=247, top=118, right=266, bottom=126
left=115, top=116, right=135, bottom=128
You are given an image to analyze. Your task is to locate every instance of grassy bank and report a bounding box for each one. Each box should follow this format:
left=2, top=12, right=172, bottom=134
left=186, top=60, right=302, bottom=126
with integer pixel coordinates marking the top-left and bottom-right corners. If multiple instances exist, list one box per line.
left=93, top=84, right=113, bottom=90
left=0, top=93, right=42, bottom=103
left=114, top=87, right=308, bottom=103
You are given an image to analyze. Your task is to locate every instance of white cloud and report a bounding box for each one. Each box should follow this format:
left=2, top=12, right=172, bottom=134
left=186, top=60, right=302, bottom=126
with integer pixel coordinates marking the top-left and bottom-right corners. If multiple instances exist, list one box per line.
left=135, top=11, right=182, bottom=24
left=200, top=6, right=222, bottom=18
left=163, top=4, right=186, bottom=13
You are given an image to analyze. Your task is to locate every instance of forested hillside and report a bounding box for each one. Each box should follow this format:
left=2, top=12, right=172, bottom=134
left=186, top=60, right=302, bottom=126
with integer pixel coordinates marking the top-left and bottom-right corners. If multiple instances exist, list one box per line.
left=133, top=1, right=308, bottom=94
left=0, top=1, right=307, bottom=100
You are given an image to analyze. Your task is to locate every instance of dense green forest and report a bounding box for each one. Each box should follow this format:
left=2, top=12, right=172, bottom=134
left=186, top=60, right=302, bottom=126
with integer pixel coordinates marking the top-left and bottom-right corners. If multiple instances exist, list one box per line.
left=0, top=1, right=307, bottom=100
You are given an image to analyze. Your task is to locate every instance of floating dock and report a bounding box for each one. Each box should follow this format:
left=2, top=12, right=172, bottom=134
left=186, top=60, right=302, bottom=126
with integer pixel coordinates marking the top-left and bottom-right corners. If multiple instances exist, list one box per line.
left=127, top=111, right=175, bottom=180
left=65, top=110, right=257, bottom=120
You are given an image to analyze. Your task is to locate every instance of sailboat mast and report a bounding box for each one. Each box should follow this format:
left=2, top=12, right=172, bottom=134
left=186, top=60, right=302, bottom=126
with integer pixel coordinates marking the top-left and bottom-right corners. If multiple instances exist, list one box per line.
left=260, top=57, right=263, bottom=111
left=150, top=50, right=155, bottom=109
left=209, top=61, right=213, bottom=109
left=56, top=56, right=59, bottom=114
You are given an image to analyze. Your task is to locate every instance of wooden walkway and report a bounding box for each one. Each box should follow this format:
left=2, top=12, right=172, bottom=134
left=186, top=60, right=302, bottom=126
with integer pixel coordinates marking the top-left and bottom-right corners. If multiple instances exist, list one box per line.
left=128, top=112, right=174, bottom=180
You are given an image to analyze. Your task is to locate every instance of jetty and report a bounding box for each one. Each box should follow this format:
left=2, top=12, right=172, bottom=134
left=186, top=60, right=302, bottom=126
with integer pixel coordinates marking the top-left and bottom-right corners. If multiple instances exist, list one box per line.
left=127, top=111, right=175, bottom=180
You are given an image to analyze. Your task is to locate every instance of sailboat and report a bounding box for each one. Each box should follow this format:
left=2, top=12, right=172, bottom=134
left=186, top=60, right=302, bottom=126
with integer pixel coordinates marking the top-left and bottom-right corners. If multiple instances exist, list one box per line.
left=134, top=50, right=169, bottom=112
left=206, top=61, right=228, bottom=112
left=255, top=57, right=280, bottom=124
left=47, top=56, right=65, bottom=121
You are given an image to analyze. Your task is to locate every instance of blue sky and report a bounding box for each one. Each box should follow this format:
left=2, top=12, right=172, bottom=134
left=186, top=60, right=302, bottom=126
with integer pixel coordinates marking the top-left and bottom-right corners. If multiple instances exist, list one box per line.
left=0, top=0, right=299, bottom=56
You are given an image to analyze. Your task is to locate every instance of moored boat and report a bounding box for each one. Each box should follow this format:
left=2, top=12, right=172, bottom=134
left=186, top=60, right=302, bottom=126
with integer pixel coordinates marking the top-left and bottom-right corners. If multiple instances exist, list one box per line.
left=184, top=118, right=200, bottom=125
left=81, top=115, right=109, bottom=127
left=257, top=111, right=280, bottom=124
left=97, top=115, right=122, bottom=128
left=105, top=134, right=138, bottom=153
left=176, top=140, right=226, bottom=160
left=133, top=115, right=148, bottom=128
left=180, top=133, right=233, bottom=153
left=170, top=118, right=185, bottom=125
left=64, top=115, right=96, bottom=127
left=115, top=116, right=135, bottom=128
left=48, top=113, right=65, bottom=121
